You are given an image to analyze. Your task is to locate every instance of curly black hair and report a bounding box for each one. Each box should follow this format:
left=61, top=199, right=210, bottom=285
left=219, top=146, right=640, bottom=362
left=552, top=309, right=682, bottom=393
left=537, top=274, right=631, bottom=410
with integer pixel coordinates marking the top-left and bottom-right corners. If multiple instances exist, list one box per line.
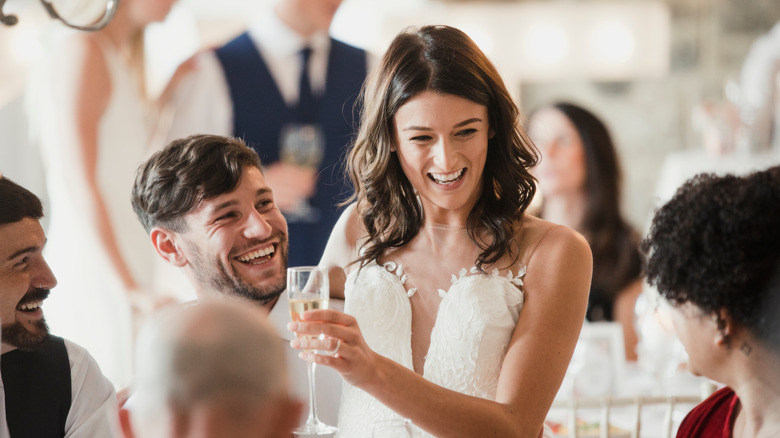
left=641, top=166, right=780, bottom=350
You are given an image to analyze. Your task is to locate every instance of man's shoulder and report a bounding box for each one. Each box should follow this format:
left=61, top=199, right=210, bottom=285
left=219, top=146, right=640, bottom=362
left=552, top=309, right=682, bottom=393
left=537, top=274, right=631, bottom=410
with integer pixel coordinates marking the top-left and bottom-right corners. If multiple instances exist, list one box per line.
left=329, top=37, right=368, bottom=58
left=61, top=337, right=91, bottom=363
left=215, top=31, right=254, bottom=54
left=62, top=338, right=114, bottom=388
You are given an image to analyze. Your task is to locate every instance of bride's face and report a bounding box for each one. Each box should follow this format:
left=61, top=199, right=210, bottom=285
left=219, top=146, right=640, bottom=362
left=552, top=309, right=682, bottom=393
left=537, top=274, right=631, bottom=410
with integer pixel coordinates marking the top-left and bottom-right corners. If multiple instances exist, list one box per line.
left=392, top=91, right=491, bottom=221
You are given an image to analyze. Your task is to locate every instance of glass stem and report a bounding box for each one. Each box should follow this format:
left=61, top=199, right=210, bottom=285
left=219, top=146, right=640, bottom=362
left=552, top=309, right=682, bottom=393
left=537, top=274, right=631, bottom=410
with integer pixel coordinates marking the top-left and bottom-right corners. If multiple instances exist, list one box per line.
left=306, top=360, right=319, bottom=424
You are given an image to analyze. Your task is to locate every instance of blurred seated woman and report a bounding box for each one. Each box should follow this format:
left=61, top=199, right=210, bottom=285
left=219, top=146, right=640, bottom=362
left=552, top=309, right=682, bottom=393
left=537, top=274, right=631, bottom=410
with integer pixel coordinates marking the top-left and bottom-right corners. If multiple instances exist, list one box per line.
left=527, top=103, right=643, bottom=360
left=642, top=166, right=780, bottom=438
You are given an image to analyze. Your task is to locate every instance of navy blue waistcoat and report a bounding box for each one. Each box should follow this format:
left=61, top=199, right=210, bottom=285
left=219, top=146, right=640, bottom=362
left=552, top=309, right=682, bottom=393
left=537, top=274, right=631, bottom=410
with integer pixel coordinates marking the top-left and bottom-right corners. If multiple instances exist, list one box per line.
left=215, top=33, right=367, bottom=267
left=2, top=335, right=72, bottom=437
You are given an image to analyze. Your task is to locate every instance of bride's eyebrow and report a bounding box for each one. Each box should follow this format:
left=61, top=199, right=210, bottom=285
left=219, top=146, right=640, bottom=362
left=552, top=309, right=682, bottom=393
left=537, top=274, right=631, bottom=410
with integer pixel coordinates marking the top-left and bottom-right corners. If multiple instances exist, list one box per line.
left=402, top=118, right=483, bottom=132
left=402, top=125, right=432, bottom=131
left=454, top=118, right=482, bottom=127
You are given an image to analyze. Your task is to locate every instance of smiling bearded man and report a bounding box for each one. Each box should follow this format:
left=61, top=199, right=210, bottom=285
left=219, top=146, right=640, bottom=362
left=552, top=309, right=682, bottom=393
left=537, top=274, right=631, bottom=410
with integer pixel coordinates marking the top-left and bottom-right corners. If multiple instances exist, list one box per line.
left=0, top=176, right=116, bottom=437
left=130, top=134, right=343, bottom=429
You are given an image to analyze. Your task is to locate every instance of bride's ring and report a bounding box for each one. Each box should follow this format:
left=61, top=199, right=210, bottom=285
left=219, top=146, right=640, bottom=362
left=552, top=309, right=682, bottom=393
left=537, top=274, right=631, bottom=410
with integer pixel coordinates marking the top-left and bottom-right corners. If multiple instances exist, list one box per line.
left=330, top=339, right=342, bottom=356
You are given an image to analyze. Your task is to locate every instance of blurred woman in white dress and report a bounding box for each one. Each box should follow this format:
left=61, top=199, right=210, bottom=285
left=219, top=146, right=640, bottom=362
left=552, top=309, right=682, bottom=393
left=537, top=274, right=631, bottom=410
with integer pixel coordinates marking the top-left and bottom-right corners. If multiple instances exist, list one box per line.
left=27, top=0, right=177, bottom=387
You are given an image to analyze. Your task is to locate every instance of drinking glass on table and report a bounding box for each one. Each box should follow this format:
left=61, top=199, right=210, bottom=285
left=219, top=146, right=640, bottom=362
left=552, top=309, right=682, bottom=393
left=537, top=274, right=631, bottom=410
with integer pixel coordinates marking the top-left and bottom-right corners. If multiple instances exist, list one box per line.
left=371, top=418, right=413, bottom=438
left=288, top=266, right=337, bottom=436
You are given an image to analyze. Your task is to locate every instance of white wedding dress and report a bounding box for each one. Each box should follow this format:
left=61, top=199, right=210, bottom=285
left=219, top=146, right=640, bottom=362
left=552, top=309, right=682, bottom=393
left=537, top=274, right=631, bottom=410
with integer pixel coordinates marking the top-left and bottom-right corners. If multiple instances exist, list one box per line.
left=31, top=33, right=156, bottom=387
left=337, top=260, right=526, bottom=437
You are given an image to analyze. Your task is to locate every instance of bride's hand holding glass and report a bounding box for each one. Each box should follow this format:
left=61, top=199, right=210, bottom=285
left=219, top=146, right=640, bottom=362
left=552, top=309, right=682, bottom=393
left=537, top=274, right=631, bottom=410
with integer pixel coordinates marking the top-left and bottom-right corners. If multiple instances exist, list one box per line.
left=287, top=266, right=337, bottom=436
left=289, top=304, right=381, bottom=389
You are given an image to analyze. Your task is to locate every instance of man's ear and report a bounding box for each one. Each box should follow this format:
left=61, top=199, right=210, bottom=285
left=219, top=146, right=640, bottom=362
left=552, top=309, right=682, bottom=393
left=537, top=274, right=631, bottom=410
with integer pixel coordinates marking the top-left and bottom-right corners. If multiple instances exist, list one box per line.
left=150, top=227, right=188, bottom=267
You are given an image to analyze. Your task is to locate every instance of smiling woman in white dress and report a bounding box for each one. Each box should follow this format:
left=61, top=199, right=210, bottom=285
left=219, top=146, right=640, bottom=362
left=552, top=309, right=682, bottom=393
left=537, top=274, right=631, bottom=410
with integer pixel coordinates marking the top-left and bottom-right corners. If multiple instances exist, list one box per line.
left=27, top=0, right=177, bottom=387
left=288, top=25, right=593, bottom=438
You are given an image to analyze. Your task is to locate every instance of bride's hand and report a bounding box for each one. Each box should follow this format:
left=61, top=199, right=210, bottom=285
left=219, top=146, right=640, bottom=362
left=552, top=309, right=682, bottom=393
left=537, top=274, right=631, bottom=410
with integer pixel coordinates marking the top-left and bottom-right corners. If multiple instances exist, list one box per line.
left=287, top=309, right=379, bottom=387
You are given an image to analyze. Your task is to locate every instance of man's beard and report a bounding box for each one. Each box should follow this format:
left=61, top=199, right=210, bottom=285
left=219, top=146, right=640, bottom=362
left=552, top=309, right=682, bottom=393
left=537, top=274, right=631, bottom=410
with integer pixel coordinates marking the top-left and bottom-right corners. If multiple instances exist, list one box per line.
left=2, top=288, right=50, bottom=350
left=2, top=320, right=49, bottom=350
left=189, top=234, right=288, bottom=306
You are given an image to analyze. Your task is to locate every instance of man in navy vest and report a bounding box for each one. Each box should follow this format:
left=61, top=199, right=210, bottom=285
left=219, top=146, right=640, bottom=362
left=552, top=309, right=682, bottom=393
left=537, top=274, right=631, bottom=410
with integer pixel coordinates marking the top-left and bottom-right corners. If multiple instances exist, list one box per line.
left=165, top=0, right=369, bottom=267
left=0, top=176, right=116, bottom=437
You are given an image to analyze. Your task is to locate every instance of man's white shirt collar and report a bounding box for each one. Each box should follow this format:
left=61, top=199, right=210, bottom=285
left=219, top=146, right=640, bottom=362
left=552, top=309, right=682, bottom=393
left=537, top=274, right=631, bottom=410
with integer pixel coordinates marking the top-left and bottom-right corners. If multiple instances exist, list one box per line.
left=248, top=11, right=331, bottom=60
left=269, top=291, right=294, bottom=341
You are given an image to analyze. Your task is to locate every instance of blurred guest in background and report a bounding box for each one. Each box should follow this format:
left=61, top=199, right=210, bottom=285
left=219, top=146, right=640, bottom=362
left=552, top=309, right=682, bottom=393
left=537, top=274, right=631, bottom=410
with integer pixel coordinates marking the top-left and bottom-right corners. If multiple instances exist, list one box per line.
left=738, top=20, right=780, bottom=151
left=164, top=0, right=369, bottom=267
left=642, top=166, right=780, bottom=438
left=119, top=299, right=302, bottom=438
left=527, top=102, right=643, bottom=361
left=1, top=176, right=117, bottom=437
left=25, top=0, right=178, bottom=387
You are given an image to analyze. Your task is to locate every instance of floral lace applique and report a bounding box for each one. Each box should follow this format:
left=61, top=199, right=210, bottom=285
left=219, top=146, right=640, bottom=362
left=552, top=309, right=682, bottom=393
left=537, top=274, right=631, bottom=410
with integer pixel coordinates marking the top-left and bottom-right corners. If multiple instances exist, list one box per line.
left=381, top=261, right=417, bottom=297
left=381, top=262, right=526, bottom=299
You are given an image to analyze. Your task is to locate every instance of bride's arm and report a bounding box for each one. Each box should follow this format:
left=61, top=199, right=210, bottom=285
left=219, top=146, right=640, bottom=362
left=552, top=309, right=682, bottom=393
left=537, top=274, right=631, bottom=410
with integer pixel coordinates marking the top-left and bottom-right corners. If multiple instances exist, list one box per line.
left=55, top=35, right=140, bottom=293
left=318, top=203, right=363, bottom=299
left=297, top=224, right=591, bottom=437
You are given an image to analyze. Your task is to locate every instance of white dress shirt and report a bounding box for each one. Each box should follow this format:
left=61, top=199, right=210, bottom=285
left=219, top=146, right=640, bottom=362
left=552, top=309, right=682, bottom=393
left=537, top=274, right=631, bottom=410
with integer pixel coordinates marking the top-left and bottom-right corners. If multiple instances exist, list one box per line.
left=0, top=339, right=118, bottom=438
left=165, top=11, right=334, bottom=143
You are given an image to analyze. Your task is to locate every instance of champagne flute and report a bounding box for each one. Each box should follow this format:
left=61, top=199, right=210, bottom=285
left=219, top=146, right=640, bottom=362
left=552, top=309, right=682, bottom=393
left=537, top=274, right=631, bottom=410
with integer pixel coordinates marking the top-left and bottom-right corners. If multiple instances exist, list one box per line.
left=371, top=418, right=413, bottom=438
left=288, top=266, right=337, bottom=436
left=279, top=123, right=325, bottom=222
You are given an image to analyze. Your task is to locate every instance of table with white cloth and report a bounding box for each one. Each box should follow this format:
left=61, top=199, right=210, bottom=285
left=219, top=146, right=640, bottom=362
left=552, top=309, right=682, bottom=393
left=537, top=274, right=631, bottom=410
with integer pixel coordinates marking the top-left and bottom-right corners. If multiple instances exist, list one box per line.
left=546, top=322, right=716, bottom=438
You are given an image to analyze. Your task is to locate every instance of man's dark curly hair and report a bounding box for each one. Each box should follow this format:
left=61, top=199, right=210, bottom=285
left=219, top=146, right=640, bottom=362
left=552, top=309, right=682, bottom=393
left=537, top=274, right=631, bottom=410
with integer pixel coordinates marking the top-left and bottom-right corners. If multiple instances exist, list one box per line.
left=641, top=166, right=780, bottom=350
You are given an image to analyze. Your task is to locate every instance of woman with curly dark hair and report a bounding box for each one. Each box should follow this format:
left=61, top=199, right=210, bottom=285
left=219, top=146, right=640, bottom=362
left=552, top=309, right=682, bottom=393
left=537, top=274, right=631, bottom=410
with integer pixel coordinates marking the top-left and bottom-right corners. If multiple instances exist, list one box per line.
left=527, top=103, right=643, bottom=360
left=642, top=166, right=780, bottom=438
left=287, top=25, right=592, bottom=437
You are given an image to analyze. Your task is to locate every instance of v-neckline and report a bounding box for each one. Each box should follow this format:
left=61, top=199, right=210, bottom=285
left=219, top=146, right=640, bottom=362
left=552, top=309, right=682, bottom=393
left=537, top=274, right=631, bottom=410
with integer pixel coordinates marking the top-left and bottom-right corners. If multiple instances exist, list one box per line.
left=368, top=260, right=526, bottom=375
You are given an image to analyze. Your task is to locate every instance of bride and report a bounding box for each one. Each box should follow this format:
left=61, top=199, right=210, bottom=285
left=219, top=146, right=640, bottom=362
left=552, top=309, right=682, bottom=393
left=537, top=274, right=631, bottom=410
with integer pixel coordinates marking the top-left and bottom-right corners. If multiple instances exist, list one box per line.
left=289, top=25, right=592, bottom=437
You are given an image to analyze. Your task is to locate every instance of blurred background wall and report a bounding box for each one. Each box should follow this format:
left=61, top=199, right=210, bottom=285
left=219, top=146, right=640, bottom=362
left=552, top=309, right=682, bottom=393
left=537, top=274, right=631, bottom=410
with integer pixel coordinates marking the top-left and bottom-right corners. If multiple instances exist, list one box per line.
left=2, top=0, right=779, bottom=231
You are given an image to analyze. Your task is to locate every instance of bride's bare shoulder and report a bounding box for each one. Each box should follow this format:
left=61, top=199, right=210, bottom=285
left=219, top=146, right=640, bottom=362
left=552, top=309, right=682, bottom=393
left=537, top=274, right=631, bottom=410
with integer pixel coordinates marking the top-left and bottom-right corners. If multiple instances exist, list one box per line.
left=514, top=215, right=589, bottom=264
left=321, top=203, right=367, bottom=268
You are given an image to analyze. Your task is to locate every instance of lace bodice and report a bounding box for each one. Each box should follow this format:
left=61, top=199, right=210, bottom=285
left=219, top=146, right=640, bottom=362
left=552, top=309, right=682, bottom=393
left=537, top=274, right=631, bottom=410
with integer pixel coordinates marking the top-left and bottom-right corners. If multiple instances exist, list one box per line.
left=336, top=260, right=525, bottom=437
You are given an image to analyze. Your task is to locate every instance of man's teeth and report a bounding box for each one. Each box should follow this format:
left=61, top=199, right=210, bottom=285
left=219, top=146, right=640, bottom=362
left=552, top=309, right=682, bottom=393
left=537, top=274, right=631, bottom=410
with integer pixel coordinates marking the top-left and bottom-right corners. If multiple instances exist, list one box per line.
left=18, top=300, right=42, bottom=311
left=430, top=169, right=464, bottom=184
left=237, top=245, right=275, bottom=262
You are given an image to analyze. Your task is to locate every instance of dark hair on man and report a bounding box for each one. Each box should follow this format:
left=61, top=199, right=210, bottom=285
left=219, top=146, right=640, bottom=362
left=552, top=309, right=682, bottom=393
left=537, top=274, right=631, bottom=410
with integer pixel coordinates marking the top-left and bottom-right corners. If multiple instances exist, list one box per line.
left=0, top=176, right=44, bottom=226
left=348, top=25, right=538, bottom=270
left=642, top=166, right=780, bottom=350
left=132, top=135, right=263, bottom=233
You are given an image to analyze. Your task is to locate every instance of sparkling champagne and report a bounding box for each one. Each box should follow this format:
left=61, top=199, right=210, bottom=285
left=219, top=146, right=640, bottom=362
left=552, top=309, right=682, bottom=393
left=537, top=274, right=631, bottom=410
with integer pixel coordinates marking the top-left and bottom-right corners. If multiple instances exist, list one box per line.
left=288, top=297, right=329, bottom=322
left=289, top=298, right=329, bottom=353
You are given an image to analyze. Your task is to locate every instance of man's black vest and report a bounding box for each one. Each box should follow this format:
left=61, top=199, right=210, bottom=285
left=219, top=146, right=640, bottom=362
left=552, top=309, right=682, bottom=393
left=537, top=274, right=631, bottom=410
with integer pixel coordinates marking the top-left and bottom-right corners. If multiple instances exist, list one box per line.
left=2, top=335, right=71, bottom=437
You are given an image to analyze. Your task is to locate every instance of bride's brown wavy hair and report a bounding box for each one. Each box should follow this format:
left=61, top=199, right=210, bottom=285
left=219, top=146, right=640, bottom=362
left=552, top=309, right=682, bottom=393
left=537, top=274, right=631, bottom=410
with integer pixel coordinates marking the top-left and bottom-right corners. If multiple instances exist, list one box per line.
left=347, top=25, right=538, bottom=270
